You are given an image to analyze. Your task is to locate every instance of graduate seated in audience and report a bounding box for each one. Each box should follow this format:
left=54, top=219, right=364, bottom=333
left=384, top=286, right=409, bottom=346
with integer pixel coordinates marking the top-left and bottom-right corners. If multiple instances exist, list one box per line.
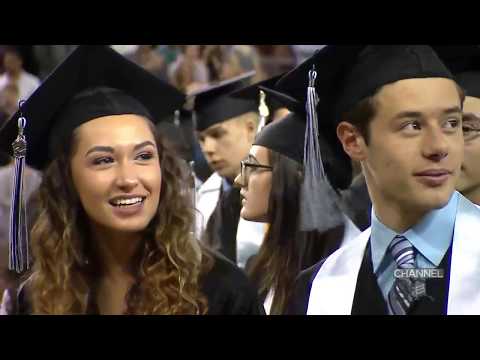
left=0, top=46, right=263, bottom=315
left=234, top=87, right=361, bottom=314
left=191, top=73, right=267, bottom=269
left=279, top=45, right=480, bottom=315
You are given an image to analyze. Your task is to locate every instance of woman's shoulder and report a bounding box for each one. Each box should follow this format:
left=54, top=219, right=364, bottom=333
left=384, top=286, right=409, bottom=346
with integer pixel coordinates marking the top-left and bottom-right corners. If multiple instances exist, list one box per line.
left=201, top=251, right=265, bottom=315
left=1, top=276, right=33, bottom=315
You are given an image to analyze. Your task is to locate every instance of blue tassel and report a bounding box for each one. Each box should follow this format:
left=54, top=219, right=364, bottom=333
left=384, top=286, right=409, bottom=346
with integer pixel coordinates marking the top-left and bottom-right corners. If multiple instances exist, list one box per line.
left=9, top=112, right=29, bottom=273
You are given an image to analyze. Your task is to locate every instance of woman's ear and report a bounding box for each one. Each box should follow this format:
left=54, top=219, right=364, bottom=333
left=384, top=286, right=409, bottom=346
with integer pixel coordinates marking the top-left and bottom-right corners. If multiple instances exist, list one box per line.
left=336, top=121, right=368, bottom=162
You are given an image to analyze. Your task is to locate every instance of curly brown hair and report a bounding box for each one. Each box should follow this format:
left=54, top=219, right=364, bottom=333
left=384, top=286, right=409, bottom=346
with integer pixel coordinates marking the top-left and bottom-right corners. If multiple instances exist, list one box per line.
left=28, top=119, right=212, bottom=314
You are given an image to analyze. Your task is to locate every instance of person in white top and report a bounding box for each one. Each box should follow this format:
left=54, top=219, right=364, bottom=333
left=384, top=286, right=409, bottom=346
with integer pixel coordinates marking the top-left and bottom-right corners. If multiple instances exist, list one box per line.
left=0, top=47, right=40, bottom=101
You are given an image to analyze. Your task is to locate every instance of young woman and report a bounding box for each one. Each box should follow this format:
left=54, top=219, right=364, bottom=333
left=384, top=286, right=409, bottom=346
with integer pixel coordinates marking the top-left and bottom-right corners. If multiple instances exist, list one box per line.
left=0, top=46, right=263, bottom=315
left=235, top=93, right=361, bottom=315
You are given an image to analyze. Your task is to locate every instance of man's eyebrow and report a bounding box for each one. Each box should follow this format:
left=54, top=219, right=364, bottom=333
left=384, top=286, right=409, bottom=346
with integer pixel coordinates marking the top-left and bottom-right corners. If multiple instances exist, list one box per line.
left=393, top=107, right=462, bottom=121
left=443, top=106, right=462, bottom=115
left=392, top=111, right=423, bottom=121
left=203, top=125, right=224, bottom=136
left=463, top=112, right=480, bottom=119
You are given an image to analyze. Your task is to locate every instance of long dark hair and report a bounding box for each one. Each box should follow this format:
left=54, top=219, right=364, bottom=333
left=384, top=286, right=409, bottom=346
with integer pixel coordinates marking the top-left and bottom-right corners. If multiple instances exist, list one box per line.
left=247, top=150, right=345, bottom=314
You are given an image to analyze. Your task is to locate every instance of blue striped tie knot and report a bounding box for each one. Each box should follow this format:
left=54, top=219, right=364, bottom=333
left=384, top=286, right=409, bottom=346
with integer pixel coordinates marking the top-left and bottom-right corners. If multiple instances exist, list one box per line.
left=387, top=235, right=427, bottom=315
left=388, top=235, right=415, bottom=269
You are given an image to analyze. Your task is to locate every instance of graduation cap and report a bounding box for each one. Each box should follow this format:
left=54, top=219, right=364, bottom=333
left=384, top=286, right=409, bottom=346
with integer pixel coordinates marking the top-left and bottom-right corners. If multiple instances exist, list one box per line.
left=0, top=45, right=185, bottom=272
left=253, top=86, right=346, bottom=232
left=252, top=88, right=305, bottom=163
left=229, top=73, right=287, bottom=129
left=276, top=45, right=454, bottom=231
left=432, top=45, right=480, bottom=99
left=190, top=71, right=257, bottom=131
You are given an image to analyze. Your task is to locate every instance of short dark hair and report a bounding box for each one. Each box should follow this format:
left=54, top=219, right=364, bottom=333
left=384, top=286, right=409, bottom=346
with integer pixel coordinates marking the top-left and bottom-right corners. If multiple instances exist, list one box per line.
left=342, top=81, right=466, bottom=145
left=342, top=95, right=377, bottom=145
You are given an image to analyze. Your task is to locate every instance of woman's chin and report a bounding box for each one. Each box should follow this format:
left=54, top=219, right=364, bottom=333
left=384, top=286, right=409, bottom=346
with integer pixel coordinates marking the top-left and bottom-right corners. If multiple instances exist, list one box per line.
left=240, top=208, right=267, bottom=223
left=96, top=216, right=153, bottom=234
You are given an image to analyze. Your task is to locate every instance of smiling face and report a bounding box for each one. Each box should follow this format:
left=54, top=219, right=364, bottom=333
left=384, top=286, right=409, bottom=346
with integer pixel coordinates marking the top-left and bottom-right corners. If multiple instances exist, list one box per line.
left=339, top=78, right=463, bottom=225
left=70, top=114, right=161, bottom=234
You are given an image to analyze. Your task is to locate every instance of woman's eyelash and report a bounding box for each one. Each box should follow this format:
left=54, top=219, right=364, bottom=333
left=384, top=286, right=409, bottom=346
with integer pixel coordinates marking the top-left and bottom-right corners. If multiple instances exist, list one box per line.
left=136, top=152, right=154, bottom=160
left=93, top=156, right=114, bottom=165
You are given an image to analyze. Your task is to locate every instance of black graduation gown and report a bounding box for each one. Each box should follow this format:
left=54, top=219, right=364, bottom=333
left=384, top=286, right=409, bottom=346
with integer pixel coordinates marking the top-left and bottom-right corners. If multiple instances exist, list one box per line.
left=204, top=185, right=242, bottom=264
left=5, top=252, right=265, bottom=315
left=286, top=241, right=452, bottom=315
left=202, top=253, right=265, bottom=315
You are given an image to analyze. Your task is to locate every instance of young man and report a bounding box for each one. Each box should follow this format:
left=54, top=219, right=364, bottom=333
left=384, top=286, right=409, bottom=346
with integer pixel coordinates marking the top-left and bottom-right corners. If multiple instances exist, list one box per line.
left=280, top=45, right=480, bottom=315
left=193, top=72, right=278, bottom=269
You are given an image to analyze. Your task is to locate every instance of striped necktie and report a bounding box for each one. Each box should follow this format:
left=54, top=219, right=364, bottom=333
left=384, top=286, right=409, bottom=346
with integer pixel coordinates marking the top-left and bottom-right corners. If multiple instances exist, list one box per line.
left=387, top=235, right=426, bottom=315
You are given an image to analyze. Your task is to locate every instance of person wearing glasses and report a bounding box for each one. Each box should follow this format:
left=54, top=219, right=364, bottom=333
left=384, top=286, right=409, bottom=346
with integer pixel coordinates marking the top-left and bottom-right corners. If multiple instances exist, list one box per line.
left=192, top=73, right=281, bottom=269
left=458, top=99, right=480, bottom=207
left=438, top=47, right=480, bottom=207
left=234, top=89, right=361, bottom=314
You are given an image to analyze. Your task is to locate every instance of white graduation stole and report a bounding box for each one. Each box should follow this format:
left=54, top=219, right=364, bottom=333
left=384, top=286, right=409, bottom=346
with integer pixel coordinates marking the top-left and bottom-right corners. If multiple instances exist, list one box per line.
left=307, top=194, right=480, bottom=315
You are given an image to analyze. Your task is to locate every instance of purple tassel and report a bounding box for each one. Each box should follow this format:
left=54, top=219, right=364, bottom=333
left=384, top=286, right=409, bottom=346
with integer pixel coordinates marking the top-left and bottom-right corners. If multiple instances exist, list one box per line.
left=9, top=113, right=29, bottom=273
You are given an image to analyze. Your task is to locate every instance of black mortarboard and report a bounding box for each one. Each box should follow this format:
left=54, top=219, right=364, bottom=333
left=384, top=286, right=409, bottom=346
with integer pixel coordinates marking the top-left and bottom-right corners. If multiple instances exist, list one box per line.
left=253, top=86, right=346, bottom=233
left=191, top=71, right=256, bottom=131
left=432, top=45, right=480, bottom=99
left=0, top=45, right=185, bottom=170
left=276, top=45, right=454, bottom=232
left=252, top=88, right=305, bottom=163
left=276, top=45, right=454, bottom=191
left=0, top=45, right=185, bottom=272
left=229, top=73, right=286, bottom=114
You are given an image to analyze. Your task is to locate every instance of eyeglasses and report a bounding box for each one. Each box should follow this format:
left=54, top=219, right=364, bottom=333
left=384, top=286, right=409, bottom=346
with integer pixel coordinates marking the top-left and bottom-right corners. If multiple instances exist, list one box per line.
left=463, top=113, right=480, bottom=142
left=239, top=160, right=273, bottom=185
